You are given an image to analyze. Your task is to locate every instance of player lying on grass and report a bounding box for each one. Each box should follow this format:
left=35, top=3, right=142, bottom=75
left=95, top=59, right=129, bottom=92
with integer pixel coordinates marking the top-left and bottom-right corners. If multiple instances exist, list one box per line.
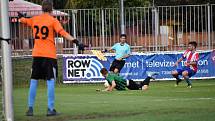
left=99, top=68, right=158, bottom=91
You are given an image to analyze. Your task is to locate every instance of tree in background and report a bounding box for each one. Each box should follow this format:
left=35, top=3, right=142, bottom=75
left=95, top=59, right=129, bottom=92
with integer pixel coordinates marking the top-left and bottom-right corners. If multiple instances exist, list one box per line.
left=64, top=0, right=215, bottom=9
left=65, top=0, right=150, bottom=9
left=26, top=0, right=215, bottom=9
left=26, top=0, right=67, bottom=9
left=25, top=0, right=42, bottom=5
left=152, top=0, right=215, bottom=6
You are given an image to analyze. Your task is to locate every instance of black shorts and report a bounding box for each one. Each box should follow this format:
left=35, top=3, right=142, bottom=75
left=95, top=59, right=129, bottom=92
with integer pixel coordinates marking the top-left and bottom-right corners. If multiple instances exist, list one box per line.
left=109, top=59, right=125, bottom=72
left=127, top=79, right=150, bottom=90
left=126, top=80, right=141, bottom=90
left=31, top=57, right=58, bottom=80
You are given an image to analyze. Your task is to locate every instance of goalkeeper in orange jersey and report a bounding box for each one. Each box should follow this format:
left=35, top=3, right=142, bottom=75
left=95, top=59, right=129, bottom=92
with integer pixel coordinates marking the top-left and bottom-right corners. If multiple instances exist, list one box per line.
left=18, top=0, right=81, bottom=116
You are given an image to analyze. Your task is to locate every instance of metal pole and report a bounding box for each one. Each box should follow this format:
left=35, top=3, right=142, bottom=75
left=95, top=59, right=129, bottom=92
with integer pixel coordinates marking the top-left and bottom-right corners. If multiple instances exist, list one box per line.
left=152, top=6, right=159, bottom=51
left=101, top=9, right=105, bottom=50
left=207, top=3, right=211, bottom=50
left=119, top=0, right=125, bottom=34
left=0, top=0, right=14, bottom=121
left=155, top=7, right=159, bottom=51
left=72, top=10, right=78, bottom=54
left=152, top=8, right=155, bottom=50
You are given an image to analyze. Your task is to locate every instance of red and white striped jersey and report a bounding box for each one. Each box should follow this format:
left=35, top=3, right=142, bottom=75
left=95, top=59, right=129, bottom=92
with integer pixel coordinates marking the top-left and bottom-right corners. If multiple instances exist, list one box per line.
left=182, top=49, right=199, bottom=72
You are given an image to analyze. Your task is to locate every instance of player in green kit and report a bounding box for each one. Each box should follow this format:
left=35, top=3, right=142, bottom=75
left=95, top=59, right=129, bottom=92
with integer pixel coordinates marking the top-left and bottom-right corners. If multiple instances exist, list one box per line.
left=99, top=68, right=158, bottom=91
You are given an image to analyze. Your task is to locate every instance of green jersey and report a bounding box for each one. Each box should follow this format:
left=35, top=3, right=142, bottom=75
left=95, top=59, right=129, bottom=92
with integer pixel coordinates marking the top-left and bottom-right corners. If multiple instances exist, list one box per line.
left=106, top=73, right=127, bottom=90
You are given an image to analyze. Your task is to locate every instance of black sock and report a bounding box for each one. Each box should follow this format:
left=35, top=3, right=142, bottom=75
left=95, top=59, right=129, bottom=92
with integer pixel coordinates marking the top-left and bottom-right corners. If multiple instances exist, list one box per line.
left=173, top=75, right=182, bottom=84
left=145, top=76, right=151, bottom=82
left=140, top=77, right=151, bottom=87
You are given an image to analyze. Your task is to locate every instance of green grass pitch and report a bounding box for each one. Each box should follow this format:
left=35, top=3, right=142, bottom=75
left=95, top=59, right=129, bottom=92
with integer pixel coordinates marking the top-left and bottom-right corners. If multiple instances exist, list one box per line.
left=0, top=58, right=213, bottom=120
left=13, top=80, right=215, bottom=121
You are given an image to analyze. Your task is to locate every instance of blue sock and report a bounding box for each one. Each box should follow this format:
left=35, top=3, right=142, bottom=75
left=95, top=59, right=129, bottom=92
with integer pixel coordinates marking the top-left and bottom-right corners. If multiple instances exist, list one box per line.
left=47, top=79, right=55, bottom=111
left=28, top=79, right=38, bottom=108
left=184, top=76, right=192, bottom=85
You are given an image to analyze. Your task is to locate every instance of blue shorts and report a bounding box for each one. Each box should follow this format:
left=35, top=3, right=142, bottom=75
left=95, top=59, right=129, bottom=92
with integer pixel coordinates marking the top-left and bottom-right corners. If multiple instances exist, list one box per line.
left=176, top=67, right=196, bottom=77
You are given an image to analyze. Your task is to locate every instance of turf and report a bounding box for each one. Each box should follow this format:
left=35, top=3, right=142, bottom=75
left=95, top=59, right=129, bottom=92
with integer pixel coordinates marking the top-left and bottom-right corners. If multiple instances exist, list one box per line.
left=13, top=80, right=215, bottom=121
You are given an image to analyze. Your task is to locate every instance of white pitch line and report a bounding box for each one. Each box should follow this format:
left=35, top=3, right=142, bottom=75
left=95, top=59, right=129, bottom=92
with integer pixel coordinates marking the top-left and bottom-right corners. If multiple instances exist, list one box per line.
left=153, top=97, right=215, bottom=102
left=13, top=97, right=215, bottom=107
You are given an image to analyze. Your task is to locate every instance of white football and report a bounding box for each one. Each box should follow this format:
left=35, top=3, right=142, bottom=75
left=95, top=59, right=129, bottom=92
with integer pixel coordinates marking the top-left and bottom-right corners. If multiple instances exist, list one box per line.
left=104, top=81, right=109, bottom=87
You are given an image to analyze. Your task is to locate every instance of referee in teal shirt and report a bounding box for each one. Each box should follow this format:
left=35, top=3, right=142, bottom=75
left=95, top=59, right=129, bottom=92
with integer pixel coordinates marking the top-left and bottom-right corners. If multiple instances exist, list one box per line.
left=109, top=34, right=131, bottom=73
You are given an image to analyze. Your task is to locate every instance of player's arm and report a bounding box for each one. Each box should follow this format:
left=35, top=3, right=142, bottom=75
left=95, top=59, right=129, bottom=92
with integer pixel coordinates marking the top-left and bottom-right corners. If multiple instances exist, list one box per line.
left=174, top=57, right=183, bottom=67
left=121, top=54, right=130, bottom=59
left=53, top=19, right=79, bottom=45
left=103, top=81, right=116, bottom=92
left=187, top=61, right=197, bottom=65
left=185, top=60, right=197, bottom=67
left=102, top=44, right=117, bottom=53
left=18, top=12, right=32, bottom=26
left=174, top=50, right=189, bottom=66
left=57, top=29, right=78, bottom=45
left=102, top=86, right=111, bottom=92
left=108, top=80, right=116, bottom=91
left=174, top=50, right=190, bottom=66
left=102, top=47, right=114, bottom=53
left=63, top=34, right=77, bottom=43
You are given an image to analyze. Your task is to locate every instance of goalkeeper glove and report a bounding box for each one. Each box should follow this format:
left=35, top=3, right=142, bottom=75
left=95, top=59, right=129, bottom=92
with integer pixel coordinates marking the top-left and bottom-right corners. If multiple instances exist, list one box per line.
left=73, top=39, right=79, bottom=46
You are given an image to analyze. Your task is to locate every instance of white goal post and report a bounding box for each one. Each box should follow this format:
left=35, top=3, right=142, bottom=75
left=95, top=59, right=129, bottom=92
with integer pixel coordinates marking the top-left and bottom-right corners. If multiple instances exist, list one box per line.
left=0, top=0, right=14, bottom=121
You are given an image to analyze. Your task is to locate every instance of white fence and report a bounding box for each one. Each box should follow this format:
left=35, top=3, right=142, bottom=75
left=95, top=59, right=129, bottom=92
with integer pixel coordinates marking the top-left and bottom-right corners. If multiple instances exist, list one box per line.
left=8, top=4, right=215, bottom=55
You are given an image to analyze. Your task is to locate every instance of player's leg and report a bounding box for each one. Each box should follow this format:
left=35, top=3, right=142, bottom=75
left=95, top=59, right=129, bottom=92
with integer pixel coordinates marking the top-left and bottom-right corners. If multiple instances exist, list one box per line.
left=114, top=60, right=125, bottom=73
left=113, top=68, right=119, bottom=73
left=26, top=57, right=43, bottom=116
left=182, top=71, right=192, bottom=88
left=126, top=80, right=140, bottom=90
left=172, top=69, right=183, bottom=86
left=47, top=79, right=55, bottom=114
left=182, top=68, right=196, bottom=88
left=140, top=77, right=151, bottom=90
left=109, top=59, right=118, bottom=72
left=141, top=81, right=149, bottom=90
left=26, top=79, right=38, bottom=116
left=142, top=85, right=149, bottom=90
left=140, top=72, right=158, bottom=90
left=46, top=58, right=59, bottom=116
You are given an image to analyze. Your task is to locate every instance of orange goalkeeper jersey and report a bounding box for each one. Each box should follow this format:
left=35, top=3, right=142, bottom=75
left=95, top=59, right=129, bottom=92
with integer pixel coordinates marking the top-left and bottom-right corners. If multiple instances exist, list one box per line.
left=20, top=13, right=69, bottom=59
